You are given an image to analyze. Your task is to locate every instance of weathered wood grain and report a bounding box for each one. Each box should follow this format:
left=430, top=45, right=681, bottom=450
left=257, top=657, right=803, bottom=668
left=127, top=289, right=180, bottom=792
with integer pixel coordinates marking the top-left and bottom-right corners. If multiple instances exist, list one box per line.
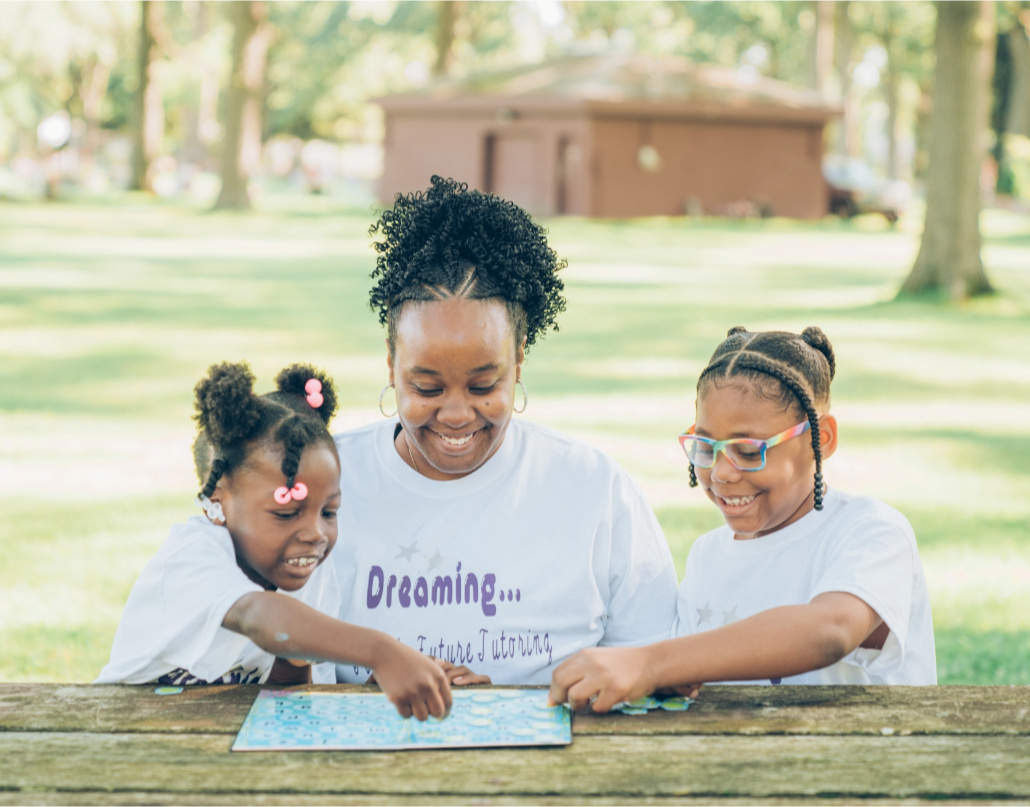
left=0, top=795, right=1017, bottom=806
left=0, top=683, right=260, bottom=734
left=1, top=732, right=1029, bottom=799
left=3, top=685, right=1028, bottom=736
left=576, top=685, right=1030, bottom=736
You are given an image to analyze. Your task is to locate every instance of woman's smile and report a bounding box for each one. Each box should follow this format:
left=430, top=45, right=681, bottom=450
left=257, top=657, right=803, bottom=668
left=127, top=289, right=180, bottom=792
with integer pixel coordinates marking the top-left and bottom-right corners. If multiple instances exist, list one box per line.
left=430, top=427, right=482, bottom=450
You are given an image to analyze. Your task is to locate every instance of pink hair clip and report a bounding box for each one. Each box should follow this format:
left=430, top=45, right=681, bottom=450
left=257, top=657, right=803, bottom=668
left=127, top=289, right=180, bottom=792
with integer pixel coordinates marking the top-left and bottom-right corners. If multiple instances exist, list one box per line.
left=304, top=378, right=323, bottom=409
left=273, top=482, right=308, bottom=504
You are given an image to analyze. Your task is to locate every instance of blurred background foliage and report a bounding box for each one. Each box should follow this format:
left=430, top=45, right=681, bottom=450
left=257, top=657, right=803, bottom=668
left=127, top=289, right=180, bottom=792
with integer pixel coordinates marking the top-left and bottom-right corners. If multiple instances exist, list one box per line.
left=1, top=1, right=1027, bottom=202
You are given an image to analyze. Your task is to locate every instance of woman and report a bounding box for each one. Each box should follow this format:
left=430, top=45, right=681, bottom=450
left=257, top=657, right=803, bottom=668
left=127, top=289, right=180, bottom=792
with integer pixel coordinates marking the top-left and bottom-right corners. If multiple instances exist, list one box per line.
left=333, top=176, right=677, bottom=685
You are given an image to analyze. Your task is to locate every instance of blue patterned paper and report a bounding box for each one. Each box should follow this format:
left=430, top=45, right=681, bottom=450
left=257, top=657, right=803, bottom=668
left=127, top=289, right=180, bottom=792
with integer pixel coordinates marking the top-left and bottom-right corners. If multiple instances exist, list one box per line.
left=232, top=688, right=572, bottom=751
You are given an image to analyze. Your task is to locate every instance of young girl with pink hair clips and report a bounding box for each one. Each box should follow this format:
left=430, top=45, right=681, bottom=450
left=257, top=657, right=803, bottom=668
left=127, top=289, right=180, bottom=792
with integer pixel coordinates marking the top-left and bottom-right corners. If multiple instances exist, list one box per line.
left=96, top=361, right=452, bottom=721
left=550, top=327, right=936, bottom=712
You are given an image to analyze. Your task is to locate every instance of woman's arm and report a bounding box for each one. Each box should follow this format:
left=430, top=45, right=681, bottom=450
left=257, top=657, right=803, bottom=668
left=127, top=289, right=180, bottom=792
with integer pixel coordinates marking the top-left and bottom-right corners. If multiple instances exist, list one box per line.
left=223, top=591, right=451, bottom=720
left=549, top=592, right=882, bottom=712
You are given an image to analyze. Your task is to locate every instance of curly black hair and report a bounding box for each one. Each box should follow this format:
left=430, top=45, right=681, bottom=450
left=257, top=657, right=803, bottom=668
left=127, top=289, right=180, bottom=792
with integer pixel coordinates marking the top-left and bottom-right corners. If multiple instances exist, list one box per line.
left=690, top=326, right=836, bottom=511
left=192, top=361, right=339, bottom=500
left=369, top=176, right=567, bottom=354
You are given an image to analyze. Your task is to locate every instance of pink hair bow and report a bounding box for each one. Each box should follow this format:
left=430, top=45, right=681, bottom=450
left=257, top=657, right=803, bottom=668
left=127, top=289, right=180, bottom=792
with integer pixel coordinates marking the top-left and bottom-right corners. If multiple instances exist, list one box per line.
left=305, top=378, right=323, bottom=408
left=273, top=482, right=308, bottom=504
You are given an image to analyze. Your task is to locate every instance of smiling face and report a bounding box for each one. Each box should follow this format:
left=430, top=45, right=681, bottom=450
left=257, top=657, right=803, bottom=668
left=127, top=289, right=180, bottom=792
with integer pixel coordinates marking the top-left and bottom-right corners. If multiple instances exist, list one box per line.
left=213, top=441, right=341, bottom=590
left=694, top=379, right=835, bottom=540
left=389, top=296, right=524, bottom=481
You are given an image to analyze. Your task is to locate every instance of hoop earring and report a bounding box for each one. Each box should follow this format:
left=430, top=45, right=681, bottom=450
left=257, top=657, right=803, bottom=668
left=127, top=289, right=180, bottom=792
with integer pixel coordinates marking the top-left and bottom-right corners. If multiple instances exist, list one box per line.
left=379, top=384, right=397, bottom=417
left=514, top=379, right=528, bottom=414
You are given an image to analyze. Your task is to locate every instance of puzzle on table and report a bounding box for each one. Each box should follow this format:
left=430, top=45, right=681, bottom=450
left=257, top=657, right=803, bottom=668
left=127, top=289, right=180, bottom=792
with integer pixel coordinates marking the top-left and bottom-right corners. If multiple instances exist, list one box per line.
left=232, top=689, right=572, bottom=751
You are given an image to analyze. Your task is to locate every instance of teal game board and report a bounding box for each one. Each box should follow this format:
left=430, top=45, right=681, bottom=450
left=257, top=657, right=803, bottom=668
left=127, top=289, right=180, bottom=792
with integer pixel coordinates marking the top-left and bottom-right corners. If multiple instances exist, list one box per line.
left=232, top=688, right=572, bottom=751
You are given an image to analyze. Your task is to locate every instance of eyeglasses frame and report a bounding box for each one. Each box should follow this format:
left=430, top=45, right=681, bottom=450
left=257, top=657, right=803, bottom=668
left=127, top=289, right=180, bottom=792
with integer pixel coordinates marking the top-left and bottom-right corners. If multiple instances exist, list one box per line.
left=678, top=420, right=812, bottom=472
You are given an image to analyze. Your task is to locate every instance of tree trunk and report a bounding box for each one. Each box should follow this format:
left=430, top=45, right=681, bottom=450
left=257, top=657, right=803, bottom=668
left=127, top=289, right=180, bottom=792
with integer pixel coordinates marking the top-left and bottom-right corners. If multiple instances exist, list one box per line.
left=80, top=58, right=111, bottom=171
left=901, top=1, right=995, bottom=300
left=182, top=0, right=214, bottom=170
left=882, top=4, right=904, bottom=180
left=214, top=1, right=273, bottom=210
left=130, top=0, right=164, bottom=192
left=809, top=0, right=834, bottom=92
left=833, top=1, right=858, bottom=156
left=1005, top=19, right=1030, bottom=137
left=434, top=1, right=458, bottom=78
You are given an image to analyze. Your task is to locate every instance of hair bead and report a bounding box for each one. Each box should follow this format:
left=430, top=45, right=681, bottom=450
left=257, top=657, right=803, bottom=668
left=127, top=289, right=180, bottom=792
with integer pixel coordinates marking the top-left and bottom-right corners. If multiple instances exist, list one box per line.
left=192, top=362, right=338, bottom=500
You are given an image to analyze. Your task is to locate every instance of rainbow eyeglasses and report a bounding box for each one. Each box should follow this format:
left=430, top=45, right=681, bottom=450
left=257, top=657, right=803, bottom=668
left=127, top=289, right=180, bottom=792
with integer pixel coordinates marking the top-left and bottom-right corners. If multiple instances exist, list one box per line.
left=678, top=420, right=811, bottom=471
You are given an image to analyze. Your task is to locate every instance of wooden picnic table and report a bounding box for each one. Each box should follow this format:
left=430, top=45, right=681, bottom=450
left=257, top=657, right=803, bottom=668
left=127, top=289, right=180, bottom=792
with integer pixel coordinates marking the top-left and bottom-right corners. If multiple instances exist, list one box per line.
left=1, top=683, right=1028, bottom=804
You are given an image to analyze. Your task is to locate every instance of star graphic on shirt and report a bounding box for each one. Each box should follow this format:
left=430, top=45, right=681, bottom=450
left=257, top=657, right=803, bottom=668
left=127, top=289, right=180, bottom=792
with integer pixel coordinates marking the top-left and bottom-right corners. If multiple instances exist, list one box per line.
left=395, top=541, right=419, bottom=562
left=425, top=549, right=445, bottom=572
left=696, top=602, right=713, bottom=627
left=721, top=606, right=738, bottom=626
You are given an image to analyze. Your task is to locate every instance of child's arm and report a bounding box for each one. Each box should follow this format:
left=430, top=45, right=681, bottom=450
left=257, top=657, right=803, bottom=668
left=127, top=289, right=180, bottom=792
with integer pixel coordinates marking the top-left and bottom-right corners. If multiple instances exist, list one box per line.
left=223, top=592, right=451, bottom=720
left=549, top=591, right=882, bottom=712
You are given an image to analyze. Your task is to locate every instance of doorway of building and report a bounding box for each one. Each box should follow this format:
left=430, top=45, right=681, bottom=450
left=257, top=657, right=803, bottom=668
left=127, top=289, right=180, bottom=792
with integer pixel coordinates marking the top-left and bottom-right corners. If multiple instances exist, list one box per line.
left=484, top=132, right=541, bottom=212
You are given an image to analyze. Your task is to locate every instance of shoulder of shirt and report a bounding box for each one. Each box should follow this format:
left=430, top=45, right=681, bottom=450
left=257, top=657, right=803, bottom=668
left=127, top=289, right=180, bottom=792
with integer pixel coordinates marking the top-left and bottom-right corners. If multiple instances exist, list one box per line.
left=688, top=523, right=732, bottom=555
left=332, top=420, right=383, bottom=450
left=162, top=516, right=236, bottom=560
left=513, top=420, right=629, bottom=476
left=826, top=489, right=912, bottom=529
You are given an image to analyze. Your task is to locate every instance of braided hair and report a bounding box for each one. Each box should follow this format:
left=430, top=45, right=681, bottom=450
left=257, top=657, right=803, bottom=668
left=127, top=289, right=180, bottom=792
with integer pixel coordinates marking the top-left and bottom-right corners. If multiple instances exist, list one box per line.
left=690, top=326, right=836, bottom=511
left=192, top=361, right=339, bottom=500
left=369, top=175, right=567, bottom=355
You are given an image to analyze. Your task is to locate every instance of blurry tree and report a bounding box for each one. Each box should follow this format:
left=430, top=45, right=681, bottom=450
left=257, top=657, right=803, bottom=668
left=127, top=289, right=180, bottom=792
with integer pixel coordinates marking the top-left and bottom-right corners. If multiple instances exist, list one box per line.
left=993, top=5, right=1030, bottom=195
left=178, top=1, right=221, bottom=170
left=435, top=1, right=460, bottom=76
left=844, top=3, right=935, bottom=178
left=833, top=1, right=857, bottom=156
left=563, top=1, right=816, bottom=84
left=215, top=1, right=273, bottom=210
left=130, top=1, right=166, bottom=192
left=902, top=1, right=996, bottom=299
left=809, top=0, right=835, bottom=91
left=0, top=4, right=131, bottom=169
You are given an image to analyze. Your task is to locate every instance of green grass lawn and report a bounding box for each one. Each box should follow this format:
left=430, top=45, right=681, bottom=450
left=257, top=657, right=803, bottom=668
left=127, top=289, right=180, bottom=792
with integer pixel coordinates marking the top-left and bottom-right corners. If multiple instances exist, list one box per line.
left=2, top=192, right=1028, bottom=684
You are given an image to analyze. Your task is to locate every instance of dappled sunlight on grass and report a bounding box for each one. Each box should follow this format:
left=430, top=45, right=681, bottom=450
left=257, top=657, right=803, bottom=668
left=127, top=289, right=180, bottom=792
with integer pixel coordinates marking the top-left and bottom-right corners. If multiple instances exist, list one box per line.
left=924, top=549, right=1030, bottom=632
left=1, top=195, right=1028, bottom=683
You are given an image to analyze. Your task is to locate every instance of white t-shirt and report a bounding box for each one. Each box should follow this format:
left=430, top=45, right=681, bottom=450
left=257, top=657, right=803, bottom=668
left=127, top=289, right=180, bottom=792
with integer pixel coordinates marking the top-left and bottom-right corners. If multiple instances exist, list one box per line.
left=673, top=488, right=936, bottom=685
left=95, top=516, right=339, bottom=685
left=332, top=419, right=678, bottom=685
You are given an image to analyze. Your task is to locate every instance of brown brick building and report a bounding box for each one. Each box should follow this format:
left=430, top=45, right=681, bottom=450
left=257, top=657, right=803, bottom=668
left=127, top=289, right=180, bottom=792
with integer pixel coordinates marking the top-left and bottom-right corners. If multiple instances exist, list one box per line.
left=375, top=51, right=840, bottom=219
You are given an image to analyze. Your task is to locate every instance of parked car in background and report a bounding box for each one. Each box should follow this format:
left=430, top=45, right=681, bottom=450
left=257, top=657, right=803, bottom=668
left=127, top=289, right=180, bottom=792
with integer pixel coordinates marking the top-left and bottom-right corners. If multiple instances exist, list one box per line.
left=823, top=156, right=912, bottom=224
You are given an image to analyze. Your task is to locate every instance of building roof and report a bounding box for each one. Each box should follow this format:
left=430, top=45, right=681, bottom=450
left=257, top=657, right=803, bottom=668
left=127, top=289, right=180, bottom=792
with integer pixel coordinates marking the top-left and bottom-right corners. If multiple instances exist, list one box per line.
left=376, top=51, right=841, bottom=124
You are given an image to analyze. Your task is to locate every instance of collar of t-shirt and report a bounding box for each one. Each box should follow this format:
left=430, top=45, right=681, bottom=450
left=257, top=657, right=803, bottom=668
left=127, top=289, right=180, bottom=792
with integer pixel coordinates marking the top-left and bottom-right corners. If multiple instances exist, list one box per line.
left=716, top=486, right=839, bottom=558
left=380, top=418, right=520, bottom=499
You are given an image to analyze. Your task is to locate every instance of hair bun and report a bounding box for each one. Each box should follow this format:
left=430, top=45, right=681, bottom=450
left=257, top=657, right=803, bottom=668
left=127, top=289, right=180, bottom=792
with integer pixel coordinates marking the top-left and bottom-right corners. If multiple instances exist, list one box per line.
left=194, top=362, right=263, bottom=448
left=727, top=326, right=748, bottom=337
left=801, top=326, right=836, bottom=380
left=275, top=363, right=339, bottom=425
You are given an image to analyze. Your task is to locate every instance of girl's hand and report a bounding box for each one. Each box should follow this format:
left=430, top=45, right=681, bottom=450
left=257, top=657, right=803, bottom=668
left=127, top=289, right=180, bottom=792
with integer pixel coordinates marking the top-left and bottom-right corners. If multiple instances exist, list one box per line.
left=371, top=640, right=452, bottom=721
left=657, top=683, right=704, bottom=700
left=433, top=658, right=492, bottom=686
left=266, top=656, right=313, bottom=686
left=548, top=646, right=654, bottom=714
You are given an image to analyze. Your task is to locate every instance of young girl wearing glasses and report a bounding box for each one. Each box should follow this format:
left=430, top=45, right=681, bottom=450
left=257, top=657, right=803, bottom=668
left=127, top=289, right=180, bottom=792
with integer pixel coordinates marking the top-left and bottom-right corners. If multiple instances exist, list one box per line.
left=549, top=326, right=936, bottom=712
